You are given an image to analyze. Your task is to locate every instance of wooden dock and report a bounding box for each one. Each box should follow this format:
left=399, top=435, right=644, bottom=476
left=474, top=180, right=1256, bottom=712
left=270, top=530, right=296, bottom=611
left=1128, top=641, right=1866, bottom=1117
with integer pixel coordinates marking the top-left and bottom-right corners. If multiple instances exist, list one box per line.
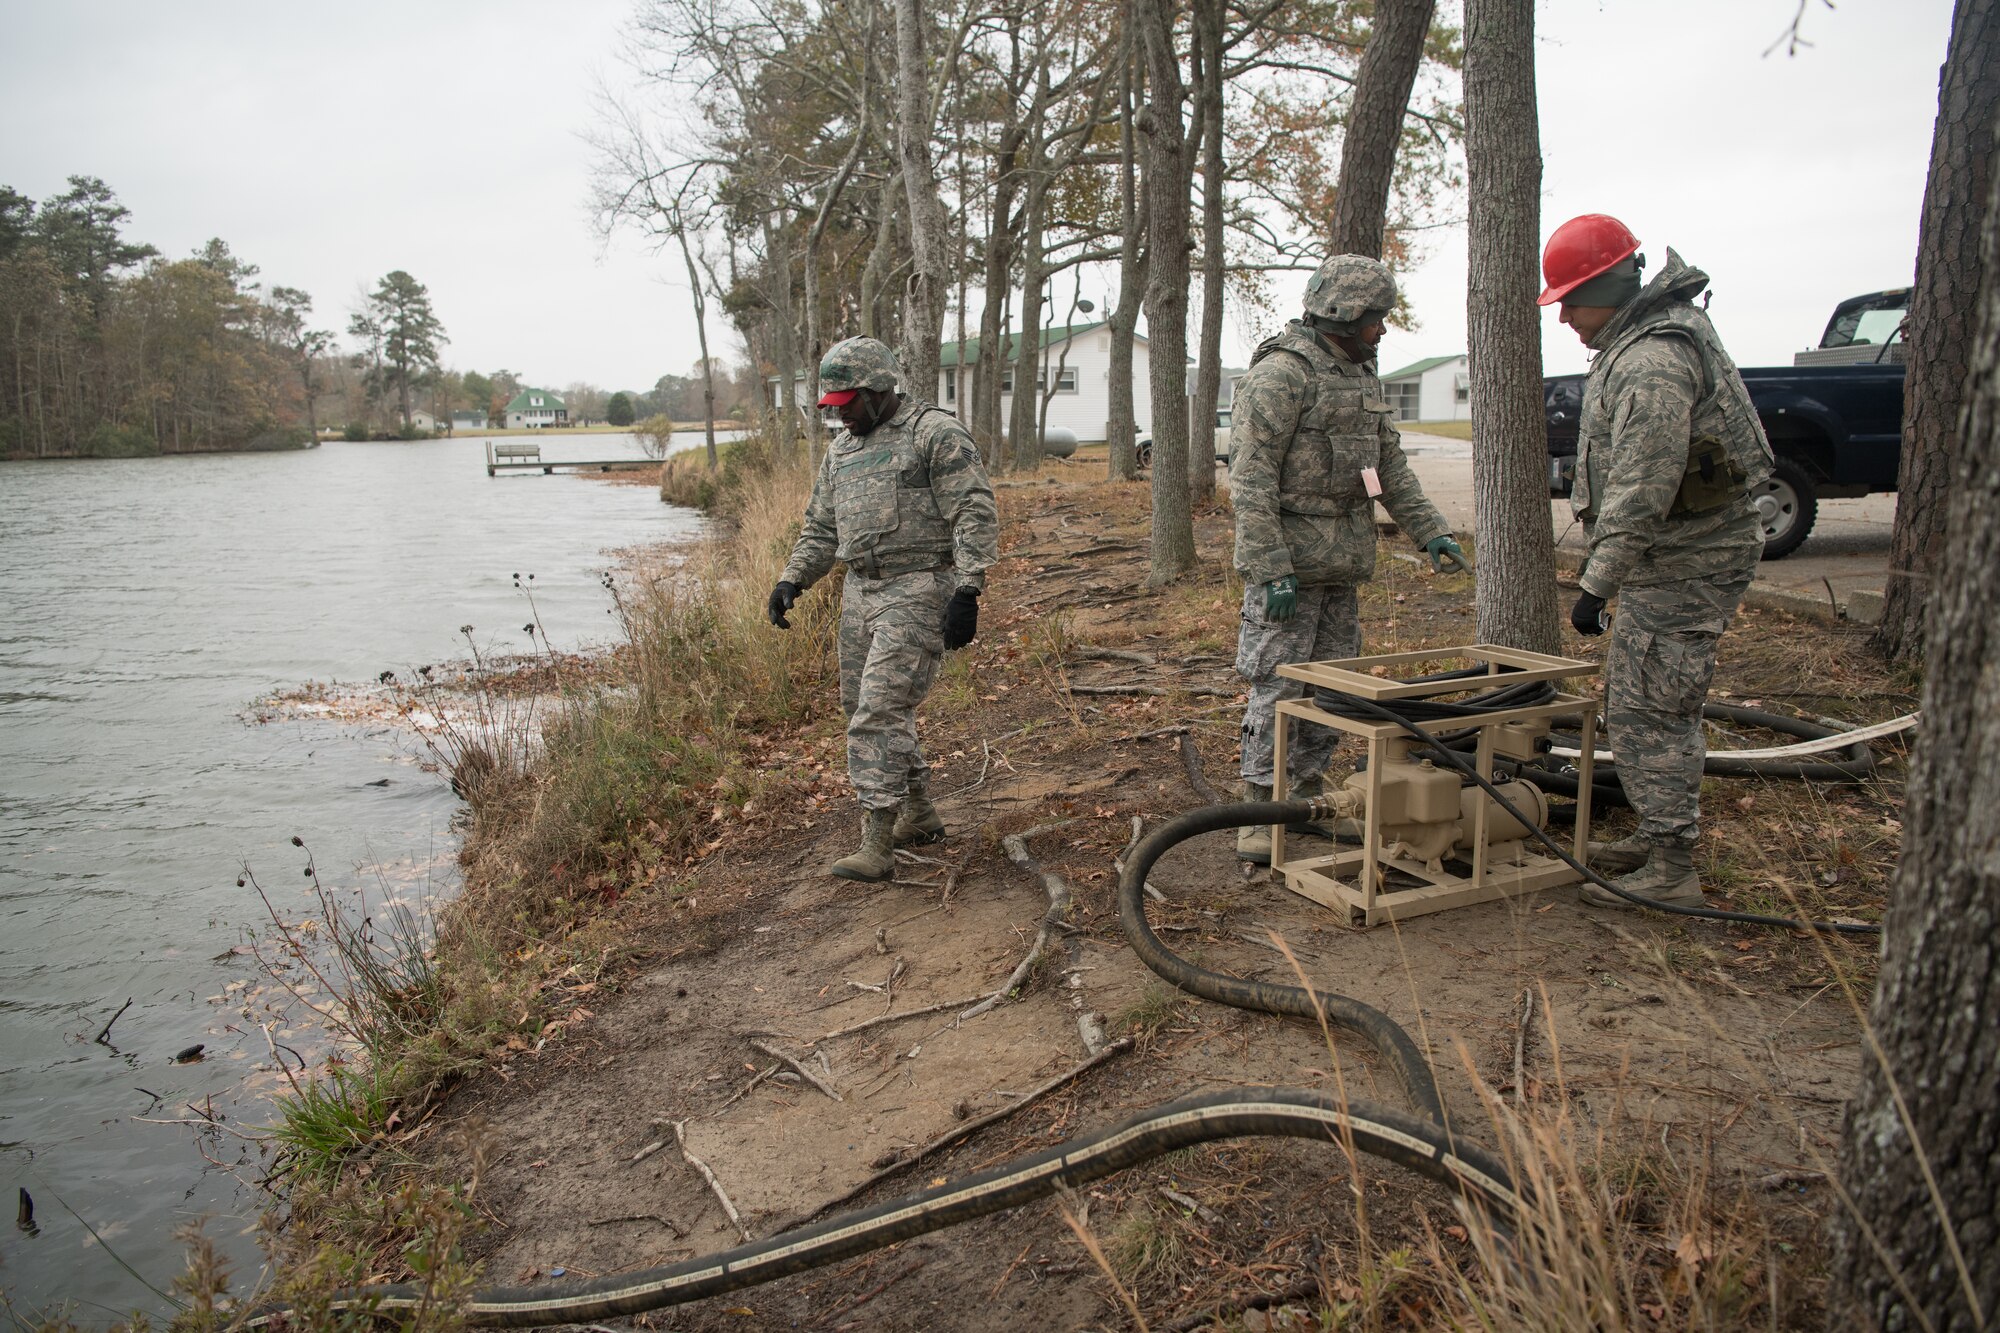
left=484, top=440, right=658, bottom=476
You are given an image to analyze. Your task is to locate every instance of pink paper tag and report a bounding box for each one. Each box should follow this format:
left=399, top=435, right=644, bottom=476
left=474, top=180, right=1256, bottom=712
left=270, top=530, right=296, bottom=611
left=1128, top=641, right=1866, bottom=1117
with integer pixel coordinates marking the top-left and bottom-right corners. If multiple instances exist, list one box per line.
left=1361, top=466, right=1383, bottom=497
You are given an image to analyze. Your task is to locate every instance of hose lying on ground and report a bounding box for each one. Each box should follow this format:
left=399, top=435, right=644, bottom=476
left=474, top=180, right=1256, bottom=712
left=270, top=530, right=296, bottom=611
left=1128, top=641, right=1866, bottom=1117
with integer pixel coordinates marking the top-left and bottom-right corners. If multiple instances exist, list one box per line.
left=248, top=1089, right=1519, bottom=1328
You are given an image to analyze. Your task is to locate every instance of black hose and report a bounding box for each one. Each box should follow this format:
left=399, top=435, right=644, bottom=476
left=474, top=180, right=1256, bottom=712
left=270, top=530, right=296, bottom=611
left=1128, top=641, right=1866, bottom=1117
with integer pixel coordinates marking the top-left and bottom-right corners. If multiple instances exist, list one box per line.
left=1117, top=801, right=1449, bottom=1125
left=247, top=1089, right=1519, bottom=1328
left=1324, top=692, right=1880, bottom=936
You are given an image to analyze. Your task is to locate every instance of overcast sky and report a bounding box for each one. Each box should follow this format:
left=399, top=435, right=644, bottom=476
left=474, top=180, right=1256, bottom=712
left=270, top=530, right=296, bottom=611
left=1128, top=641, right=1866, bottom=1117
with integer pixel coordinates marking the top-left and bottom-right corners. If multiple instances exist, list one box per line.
left=0, top=0, right=1952, bottom=392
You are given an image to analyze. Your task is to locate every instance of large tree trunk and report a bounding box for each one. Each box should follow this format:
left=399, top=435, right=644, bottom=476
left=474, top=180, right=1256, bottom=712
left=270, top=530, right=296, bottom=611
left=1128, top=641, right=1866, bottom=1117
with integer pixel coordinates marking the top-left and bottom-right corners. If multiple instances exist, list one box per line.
left=1008, top=158, right=1049, bottom=471
left=1875, top=0, right=2000, bottom=662
left=676, top=224, right=720, bottom=469
left=1831, top=114, right=2000, bottom=1332
left=1187, top=0, right=1223, bottom=508
left=893, top=0, right=951, bottom=398
left=1138, top=0, right=1196, bottom=584
left=764, top=209, right=801, bottom=458
left=1463, top=0, right=1559, bottom=653
left=974, top=134, right=1022, bottom=465
left=1328, top=0, right=1436, bottom=259
left=1106, top=22, right=1146, bottom=481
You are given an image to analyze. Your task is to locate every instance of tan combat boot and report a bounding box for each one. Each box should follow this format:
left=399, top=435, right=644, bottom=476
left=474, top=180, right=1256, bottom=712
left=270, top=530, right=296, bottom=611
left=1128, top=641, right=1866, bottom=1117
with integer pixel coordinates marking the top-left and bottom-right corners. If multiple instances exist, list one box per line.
left=1236, top=782, right=1276, bottom=865
left=831, top=808, right=899, bottom=882
left=893, top=777, right=946, bottom=846
left=1581, top=843, right=1704, bottom=909
left=1586, top=832, right=1650, bottom=875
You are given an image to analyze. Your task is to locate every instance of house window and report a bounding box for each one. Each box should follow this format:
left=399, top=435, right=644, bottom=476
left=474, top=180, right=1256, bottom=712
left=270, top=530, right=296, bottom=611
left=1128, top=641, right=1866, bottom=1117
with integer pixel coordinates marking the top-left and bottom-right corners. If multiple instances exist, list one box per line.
left=1036, top=366, right=1079, bottom=393
left=944, top=368, right=957, bottom=403
left=1000, top=370, right=1013, bottom=394
left=1387, top=381, right=1421, bottom=421
left=1454, top=376, right=1470, bottom=405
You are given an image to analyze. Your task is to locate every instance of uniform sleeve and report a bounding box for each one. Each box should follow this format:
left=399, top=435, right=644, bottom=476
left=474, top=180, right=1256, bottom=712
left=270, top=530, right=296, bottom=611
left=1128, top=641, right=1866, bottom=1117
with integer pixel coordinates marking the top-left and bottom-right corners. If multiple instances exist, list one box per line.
left=1227, top=360, right=1305, bottom=585
left=1371, top=408, right=1450, bottom=548
left=1579, top=336, right=1703, bottom=598
left=779, top=447, right=840, bottom=589
left=927, top=420, right=998, bottom=592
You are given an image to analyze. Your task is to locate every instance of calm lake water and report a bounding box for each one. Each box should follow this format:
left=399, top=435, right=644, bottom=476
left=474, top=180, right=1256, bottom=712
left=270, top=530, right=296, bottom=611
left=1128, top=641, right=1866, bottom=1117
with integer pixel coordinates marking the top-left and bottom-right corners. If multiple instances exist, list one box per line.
left=0, top=432, right=708, bottom=1319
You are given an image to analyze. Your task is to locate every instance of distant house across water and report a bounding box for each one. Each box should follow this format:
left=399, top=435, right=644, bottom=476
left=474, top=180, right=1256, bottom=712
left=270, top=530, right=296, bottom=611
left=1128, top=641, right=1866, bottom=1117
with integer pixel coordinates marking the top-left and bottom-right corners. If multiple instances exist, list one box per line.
left=407, top=409, right=437, bottom=433
left=1378, top=354, right=1470, bottom=423
left=505, top=389, right=568, bottom=429
left=449, top=410, right=487, bottom=434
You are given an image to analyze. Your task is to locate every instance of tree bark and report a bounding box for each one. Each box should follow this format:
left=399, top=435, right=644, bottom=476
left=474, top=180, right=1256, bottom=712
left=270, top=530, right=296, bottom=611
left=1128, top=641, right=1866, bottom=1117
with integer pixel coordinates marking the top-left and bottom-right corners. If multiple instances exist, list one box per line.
left=1328, top=0, right=1436, bottom=259
left=1106, top=21, right=1146, bottom=482
left=1008, top=102, right=1051, bottom=472
left=1463, top=0, right=1559, bottom=653
left=893, top=0, right=951, bottom=398
left=1831, top=111, right=2000, bottom=1333
left=974, top=130, right=1023, bottom=465
left=764, top=208, right=801, bottom=458
left=1875, top=0, right=2000, bottom=662
left=675, top=222, right=719, bottom=469
left=1187, top=0, right=1223, bottom=507
left=1139, top=0, right=1196, bottom=584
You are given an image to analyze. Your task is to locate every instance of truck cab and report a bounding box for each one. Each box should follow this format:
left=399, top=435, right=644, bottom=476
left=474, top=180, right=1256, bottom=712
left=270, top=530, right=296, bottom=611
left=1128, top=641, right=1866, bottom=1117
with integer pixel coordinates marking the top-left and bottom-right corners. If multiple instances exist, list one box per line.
left=1546, top=288, right=1907, bottom=558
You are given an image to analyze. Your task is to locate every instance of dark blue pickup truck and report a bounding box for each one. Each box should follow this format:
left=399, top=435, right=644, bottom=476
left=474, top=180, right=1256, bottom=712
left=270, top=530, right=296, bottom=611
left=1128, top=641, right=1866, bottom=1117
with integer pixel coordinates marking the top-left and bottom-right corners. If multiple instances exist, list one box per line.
left=1546, top=289, right=1907, bottom=557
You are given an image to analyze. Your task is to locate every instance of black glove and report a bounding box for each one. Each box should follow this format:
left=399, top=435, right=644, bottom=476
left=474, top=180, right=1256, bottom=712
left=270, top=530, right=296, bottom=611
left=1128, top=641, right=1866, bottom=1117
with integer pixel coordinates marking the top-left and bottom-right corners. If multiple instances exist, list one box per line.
left=767, top=580, right=801, bottom=629
left=1571, top=589, right=1608, bottom=637
left=942, top=587, right=980, bottom=650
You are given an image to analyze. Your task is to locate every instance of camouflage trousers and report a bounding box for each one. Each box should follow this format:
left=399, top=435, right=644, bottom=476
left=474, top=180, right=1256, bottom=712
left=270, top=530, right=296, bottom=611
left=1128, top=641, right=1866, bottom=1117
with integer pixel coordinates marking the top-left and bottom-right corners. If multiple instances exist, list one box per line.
left=839, top=567, right=951, bottom=811
left=1604, top=572, right=1753, bottom=847
left=1236, top=582, right=1360, bottom=785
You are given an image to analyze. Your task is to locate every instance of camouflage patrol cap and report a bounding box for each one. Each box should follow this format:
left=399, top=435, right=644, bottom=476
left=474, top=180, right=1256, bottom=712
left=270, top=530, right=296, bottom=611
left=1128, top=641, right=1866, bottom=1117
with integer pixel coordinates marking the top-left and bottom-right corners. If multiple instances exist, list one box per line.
left=1301, top=254, right=1398, bottom=329
left=818, top=336, right=900, bottom=404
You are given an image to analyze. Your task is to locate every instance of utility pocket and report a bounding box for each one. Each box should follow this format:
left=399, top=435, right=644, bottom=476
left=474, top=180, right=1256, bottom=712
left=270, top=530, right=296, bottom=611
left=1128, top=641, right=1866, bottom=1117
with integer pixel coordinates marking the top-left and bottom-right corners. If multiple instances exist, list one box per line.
left=835, top=448, right=901, bottom=536
left=1669, top=435, right=1746, bottom=517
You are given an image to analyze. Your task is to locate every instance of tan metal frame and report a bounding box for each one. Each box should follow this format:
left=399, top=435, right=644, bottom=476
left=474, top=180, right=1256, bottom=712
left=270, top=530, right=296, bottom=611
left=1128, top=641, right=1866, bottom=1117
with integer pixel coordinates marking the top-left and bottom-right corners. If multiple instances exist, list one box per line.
left=1270, top=643, right=1601, bottom=927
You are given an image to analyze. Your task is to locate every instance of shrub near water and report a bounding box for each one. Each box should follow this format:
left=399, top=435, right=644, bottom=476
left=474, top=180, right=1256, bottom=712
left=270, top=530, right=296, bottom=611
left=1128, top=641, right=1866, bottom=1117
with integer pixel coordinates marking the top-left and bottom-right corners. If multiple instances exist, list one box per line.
left=458, top=435, right=832, bottom=932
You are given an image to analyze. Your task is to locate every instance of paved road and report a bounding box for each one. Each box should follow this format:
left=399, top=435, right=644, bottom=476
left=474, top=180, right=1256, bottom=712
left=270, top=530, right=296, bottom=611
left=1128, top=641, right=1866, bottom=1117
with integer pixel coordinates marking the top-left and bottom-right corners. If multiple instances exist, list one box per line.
left=1395, top=431, right=1895, bottom=622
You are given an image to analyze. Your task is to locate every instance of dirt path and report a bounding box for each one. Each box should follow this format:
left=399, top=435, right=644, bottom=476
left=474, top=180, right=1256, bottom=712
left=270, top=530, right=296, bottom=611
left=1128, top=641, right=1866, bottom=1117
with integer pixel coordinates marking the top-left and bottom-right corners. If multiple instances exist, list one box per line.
left=423, top=471, right=1900, bottom=1330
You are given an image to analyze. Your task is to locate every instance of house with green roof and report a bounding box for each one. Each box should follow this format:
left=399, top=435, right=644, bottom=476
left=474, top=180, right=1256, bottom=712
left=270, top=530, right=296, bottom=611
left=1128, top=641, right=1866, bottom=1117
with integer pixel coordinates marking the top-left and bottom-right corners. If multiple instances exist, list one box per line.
left=936, top=320, right=1154, bottom=441
left=504, top=388, right=567, bottom=429
left=1378, top=353, right=1469, bottom=422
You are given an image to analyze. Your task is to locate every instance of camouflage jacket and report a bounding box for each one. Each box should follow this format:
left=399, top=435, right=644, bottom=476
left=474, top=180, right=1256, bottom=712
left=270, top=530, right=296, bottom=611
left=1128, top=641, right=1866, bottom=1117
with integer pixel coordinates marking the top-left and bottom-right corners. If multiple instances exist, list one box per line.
left=1574, top=251, right=1768, bottom=597
left=1228, top=321, right=1449, bottom=588
left=781, top=397, right=998, bottom=592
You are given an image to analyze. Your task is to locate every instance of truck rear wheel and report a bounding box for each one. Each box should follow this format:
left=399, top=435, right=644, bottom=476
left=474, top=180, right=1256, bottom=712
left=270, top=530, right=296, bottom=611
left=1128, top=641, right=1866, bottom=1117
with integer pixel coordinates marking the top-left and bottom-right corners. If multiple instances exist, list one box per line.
left=1755, top=456, right=1818, bottom=559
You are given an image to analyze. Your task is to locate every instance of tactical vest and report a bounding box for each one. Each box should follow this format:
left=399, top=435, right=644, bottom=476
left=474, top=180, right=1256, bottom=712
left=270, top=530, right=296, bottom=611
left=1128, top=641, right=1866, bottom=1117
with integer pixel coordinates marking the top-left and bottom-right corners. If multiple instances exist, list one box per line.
left=1249, top=323, right=1393, bottom=519
left=1574, top=303, right=1774, bottom=519
left=829, top=403, right=957, bottom=577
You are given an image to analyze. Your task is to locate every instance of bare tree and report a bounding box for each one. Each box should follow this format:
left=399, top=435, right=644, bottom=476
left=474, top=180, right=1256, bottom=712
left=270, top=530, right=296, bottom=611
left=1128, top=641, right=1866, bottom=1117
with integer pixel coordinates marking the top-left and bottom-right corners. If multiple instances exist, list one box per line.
left=1328, top=0, right=1437, bottom=258
left=1187, top=0, right=1224, bottom=507
left=1831, top=113, right=2000, bottom=1331
left=1462, top=0, right=1559, bottom=652
left=893, top=0, right=957, bottom=397
left=1137, top=0, right=1198, bottom=583
left=1106, top=16, right=1147, bottom=481
left=1876, top=0, right=2000, bottom=662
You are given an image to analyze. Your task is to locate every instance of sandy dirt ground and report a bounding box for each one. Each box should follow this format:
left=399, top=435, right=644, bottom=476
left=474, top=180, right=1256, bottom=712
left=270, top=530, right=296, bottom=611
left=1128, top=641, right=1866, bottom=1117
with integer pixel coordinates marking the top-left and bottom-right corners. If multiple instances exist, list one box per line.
left=416, top=470, right=1903, bottom=1330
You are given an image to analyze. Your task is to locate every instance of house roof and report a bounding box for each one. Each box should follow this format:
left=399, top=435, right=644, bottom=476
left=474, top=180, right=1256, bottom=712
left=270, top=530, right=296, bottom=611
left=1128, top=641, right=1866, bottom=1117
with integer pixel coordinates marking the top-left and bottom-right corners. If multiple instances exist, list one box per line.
left=449, top=409, right=485, bottom=419
left=505, top=389, right=566, bottom=412
left=940, top=321, right=1144, bottom=369
left=1380, top=354, right=1464, bottom=382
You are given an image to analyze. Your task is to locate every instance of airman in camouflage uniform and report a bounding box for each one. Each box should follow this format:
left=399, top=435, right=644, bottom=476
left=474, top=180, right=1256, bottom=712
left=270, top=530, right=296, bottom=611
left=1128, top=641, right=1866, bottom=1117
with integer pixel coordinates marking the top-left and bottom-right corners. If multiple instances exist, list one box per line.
left=1229, top=255, right=1466, bottom=863
left=1543, top=224, right=1771, bottom=909
left=769, top=336, right=998, bottom=882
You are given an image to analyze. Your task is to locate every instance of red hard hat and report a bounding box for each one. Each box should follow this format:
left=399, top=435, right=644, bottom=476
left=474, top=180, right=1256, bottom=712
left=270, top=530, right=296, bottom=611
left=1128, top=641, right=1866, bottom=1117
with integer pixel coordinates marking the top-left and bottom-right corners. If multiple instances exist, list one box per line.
left=1538, top=214, right=1641, bottom=306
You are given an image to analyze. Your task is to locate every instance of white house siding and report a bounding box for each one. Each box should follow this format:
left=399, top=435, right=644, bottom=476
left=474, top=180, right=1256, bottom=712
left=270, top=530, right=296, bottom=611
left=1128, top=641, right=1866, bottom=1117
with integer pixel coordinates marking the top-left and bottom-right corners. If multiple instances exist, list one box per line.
left=937, top=330, right=1153, bottom=441
left=1382, top=355, right=1471, bottom=423
left=507, top=409, right=562, bottom=428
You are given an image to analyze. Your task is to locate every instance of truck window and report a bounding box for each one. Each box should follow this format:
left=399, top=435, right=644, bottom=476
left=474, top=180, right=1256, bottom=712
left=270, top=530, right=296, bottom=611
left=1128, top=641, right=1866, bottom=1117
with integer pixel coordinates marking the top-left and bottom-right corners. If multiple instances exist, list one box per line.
left=1820, top=289, right=1909, bottom=349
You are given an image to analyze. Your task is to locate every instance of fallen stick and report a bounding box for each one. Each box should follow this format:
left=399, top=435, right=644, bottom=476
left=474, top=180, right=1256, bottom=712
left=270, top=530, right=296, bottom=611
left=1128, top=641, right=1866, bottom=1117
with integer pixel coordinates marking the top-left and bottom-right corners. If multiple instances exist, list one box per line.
left=792, top=1037, right=1136, bottom=1222
left=94, top=998, right=133, bottom=1047
left=707, top=1062, right=780, bottom=1112
left=1072, top=645, right=1157, bottom=665
left=672, top=1120, right=752, bottom=1243
left=1513, top=987, right=1535, bottom=1106
left=815, top=994, right=991, bottom=1043
left=1069, top=683, right=1233, bottom=698
left=750, top=1039, right=843, bottom=1102
left=1179, top=732, right=1223, bottom=803
left=962, top=818, right=1082, bottom=1020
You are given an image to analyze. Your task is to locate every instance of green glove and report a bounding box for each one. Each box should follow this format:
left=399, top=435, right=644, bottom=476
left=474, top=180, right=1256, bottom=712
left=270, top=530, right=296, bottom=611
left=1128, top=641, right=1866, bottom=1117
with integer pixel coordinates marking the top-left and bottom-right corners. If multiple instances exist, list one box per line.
left=1262, top=574, right=1298, bottom=622
left=1425, top=535, right=1468, bottom=574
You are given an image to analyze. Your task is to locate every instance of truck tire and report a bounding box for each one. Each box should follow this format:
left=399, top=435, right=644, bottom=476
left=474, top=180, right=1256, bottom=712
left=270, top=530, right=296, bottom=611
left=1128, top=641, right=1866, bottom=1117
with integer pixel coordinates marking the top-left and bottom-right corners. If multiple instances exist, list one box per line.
left=1755, top=456, right=1818, bottom=559
left=1136, top=435, right=1153, bottom=468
